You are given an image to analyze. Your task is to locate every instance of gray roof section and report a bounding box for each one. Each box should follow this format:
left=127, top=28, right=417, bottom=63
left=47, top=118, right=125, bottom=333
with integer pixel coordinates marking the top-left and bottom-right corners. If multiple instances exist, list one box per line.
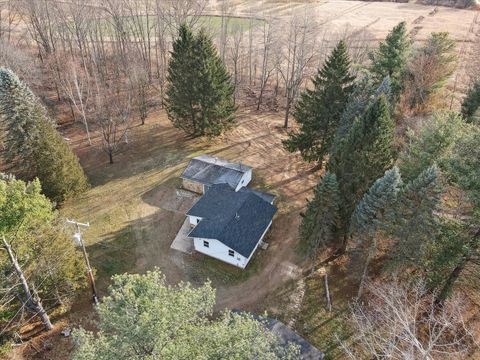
left=232, top=311, right=324, bottom=360
left=181, top=155, right=252, bottom=189
left=241, top=187, right=276, bottom=204
left=187, top=184, right=277, bottom=258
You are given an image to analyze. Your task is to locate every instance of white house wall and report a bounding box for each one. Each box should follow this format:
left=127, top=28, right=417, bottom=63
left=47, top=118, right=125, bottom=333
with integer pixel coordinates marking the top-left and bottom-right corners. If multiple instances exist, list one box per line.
left=191, top=220, right=273, bottom=269
left=235, top=169, right=253, bottom=191
left=187, top=215, right=203, bottom=227
left=193, top=238, right=249, bottom=268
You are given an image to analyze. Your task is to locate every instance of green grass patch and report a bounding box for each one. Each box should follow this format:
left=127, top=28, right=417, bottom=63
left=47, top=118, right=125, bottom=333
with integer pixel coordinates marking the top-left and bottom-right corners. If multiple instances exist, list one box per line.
left=87, top=227, right=137, bottom=283
left=296, top=276, right=352, bottom=360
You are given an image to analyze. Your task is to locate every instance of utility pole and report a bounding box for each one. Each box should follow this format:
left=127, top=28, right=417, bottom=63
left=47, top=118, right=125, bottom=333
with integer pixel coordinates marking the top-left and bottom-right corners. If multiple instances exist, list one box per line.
left=66, top=219, right=98, bottom=305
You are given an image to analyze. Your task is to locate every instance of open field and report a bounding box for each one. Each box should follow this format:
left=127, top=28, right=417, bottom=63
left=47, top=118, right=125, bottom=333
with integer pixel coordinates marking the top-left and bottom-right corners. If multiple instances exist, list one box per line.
left=208, top=0, right=480, bottom=101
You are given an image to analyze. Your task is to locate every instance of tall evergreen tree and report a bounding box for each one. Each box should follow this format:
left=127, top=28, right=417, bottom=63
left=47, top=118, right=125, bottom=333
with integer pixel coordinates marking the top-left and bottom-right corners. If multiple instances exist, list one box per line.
left=461, top=79, right=480, bottom=123
left=332, top=75, right=391, bottom=158
left=165, top=25, right=197, bottom=135
left=283, top=40, right=355, bottom=165
left=349, top=167, right=402, bottom=297
left=387, top=165, right=442, bottom=271
left=0, top=68, right=88, bottom=203
left=328, top=94, right=396, bottom=250
left=299, top=172, right=340, bottom=272
left=369, top=22, right=410, bottom=102
left=166, top=25, right=236, bottom=137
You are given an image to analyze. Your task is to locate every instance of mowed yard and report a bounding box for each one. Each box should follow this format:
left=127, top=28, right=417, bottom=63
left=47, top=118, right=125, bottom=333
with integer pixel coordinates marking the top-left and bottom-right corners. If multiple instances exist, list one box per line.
left=60, top=109, right=318, bottom=311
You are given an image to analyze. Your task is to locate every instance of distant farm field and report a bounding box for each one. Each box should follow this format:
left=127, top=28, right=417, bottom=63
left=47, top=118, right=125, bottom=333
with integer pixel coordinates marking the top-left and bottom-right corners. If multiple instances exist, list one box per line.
left=64, top=14, right=264, bottom=37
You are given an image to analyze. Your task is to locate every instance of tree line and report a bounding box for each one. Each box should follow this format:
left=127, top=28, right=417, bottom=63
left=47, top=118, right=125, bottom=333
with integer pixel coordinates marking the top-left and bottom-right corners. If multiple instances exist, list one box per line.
left=291, top=21, right=480, bottom=357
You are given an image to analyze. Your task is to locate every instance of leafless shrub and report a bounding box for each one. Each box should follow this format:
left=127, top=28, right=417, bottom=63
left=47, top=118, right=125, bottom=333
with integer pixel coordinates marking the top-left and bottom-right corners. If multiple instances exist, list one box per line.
left=340, top=280, right=475, bottom=359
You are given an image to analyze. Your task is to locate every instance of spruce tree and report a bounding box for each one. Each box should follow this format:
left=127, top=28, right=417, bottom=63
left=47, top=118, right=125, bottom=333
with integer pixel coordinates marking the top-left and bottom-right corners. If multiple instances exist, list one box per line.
left=369, top=22, right=410, bottom=102
left=299, top=172, right=340, bottom=272
left=283, top=40, right=355, bottom=165
left=166, top=25, right=236, bottom=137
left=332, top=75, right=391, bottom=156
left=349, top=167, right=402, bottom=297
left=165, top=24, right=196, bottom=134
left=461, top=79, right=480, bottom=123
left=328, top=94, right=396, bottom=244
left=0, top=68, right=88, bottom=203
left=387, top=165, right=442, bottom=271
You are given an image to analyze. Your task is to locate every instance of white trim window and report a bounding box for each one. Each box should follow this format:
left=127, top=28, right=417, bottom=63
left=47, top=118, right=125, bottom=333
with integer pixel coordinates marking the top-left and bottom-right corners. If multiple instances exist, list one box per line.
left=228, top=249, right=234, bottom=257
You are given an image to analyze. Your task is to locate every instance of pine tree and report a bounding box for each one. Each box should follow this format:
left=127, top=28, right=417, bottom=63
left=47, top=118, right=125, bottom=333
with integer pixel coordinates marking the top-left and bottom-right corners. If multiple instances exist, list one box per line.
left=349, top=167, right=402, bottom=297
left=283, top=40, right=355, bottom=165
left=461, top=79, right=480, bottom=123
left=299, top=172, right=340, bottom=272
left=165, top=25, right=236, bottom=137
left=332, top=75, right=391, bottom=156
left=0, top=68, right=52, bottom=172
left=369, top=22, right=410, bottom=102
left=387, top=165, right=442, bottom=271
left=0, top=68, right=88, bottom=203
left=72, top=270, right=299, bottom=359
left=165, top=25, right=198, bottom=135
left=328, top=94, right=396, bottom=248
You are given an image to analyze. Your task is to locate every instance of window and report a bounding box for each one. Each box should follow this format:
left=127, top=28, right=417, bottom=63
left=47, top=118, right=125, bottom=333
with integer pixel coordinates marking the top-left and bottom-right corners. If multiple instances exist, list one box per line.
left=203, top=240, right=209, bottom=248
left=196, top=218, right=200, bottom=224
left=228, top=250, right=234, bottom=257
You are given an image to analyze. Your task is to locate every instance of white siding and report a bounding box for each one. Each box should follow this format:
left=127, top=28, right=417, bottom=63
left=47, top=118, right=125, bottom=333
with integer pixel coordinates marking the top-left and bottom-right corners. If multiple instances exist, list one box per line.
left=191, top=220, right=273, bottom=269
left=235, top=169, right=253, bottom=191
left=187, top=215, right=202, bottom=227
left=193, top=238, right=248, bottom=268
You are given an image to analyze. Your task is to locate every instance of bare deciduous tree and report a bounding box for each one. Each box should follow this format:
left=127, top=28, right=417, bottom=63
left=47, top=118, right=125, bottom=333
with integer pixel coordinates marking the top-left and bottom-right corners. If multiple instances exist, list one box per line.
left=59, top=60, right=93, bottom=144
left=256, top=19, right=279, bottom=111
left=341, top=280, right=474, bottom=359
left=94, top=82, right=131, bottom=164
left=278, top=12, right=318, bottom=128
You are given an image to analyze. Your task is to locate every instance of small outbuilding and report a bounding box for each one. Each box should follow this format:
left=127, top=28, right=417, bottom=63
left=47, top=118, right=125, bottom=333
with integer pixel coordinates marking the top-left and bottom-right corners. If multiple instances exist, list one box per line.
left=186, top=183, right=276, bottom=269
left=180, top=155, right=252, bottom=194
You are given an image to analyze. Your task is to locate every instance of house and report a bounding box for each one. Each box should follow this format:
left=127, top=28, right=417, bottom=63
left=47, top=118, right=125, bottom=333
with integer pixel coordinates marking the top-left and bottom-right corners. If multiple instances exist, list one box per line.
left=233, top=311, right=324, bottom=360
left=180, top=155, right=252, bottom=194
left=186, top=183, right=276, bottom=269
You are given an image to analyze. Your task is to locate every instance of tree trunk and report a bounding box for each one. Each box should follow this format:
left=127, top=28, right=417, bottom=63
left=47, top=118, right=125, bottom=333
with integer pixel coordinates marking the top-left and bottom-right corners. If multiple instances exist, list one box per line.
left=436, top=228, right=480, bottom=305
left=108, top=151, right=114, bottom=164
left=358, top=238, right=377, bottom=299
left=324, top=272, right=332, bottom=312
left=284, top=98, right=291, bottom=128
left=2, top=236, right=53, bottom=331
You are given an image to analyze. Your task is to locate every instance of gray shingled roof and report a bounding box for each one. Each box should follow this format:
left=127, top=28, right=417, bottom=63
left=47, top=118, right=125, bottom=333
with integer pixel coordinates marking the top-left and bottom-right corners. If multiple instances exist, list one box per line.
left=187, top=184, right=277, bottom=258
left=233, top=311, right=324, bottom=360
left=181, top=155, right=252, bottom=189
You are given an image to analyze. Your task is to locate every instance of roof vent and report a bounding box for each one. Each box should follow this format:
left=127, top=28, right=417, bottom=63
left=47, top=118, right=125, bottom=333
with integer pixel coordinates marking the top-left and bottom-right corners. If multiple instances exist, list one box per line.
left=235, top=212, right=240, bottom=220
